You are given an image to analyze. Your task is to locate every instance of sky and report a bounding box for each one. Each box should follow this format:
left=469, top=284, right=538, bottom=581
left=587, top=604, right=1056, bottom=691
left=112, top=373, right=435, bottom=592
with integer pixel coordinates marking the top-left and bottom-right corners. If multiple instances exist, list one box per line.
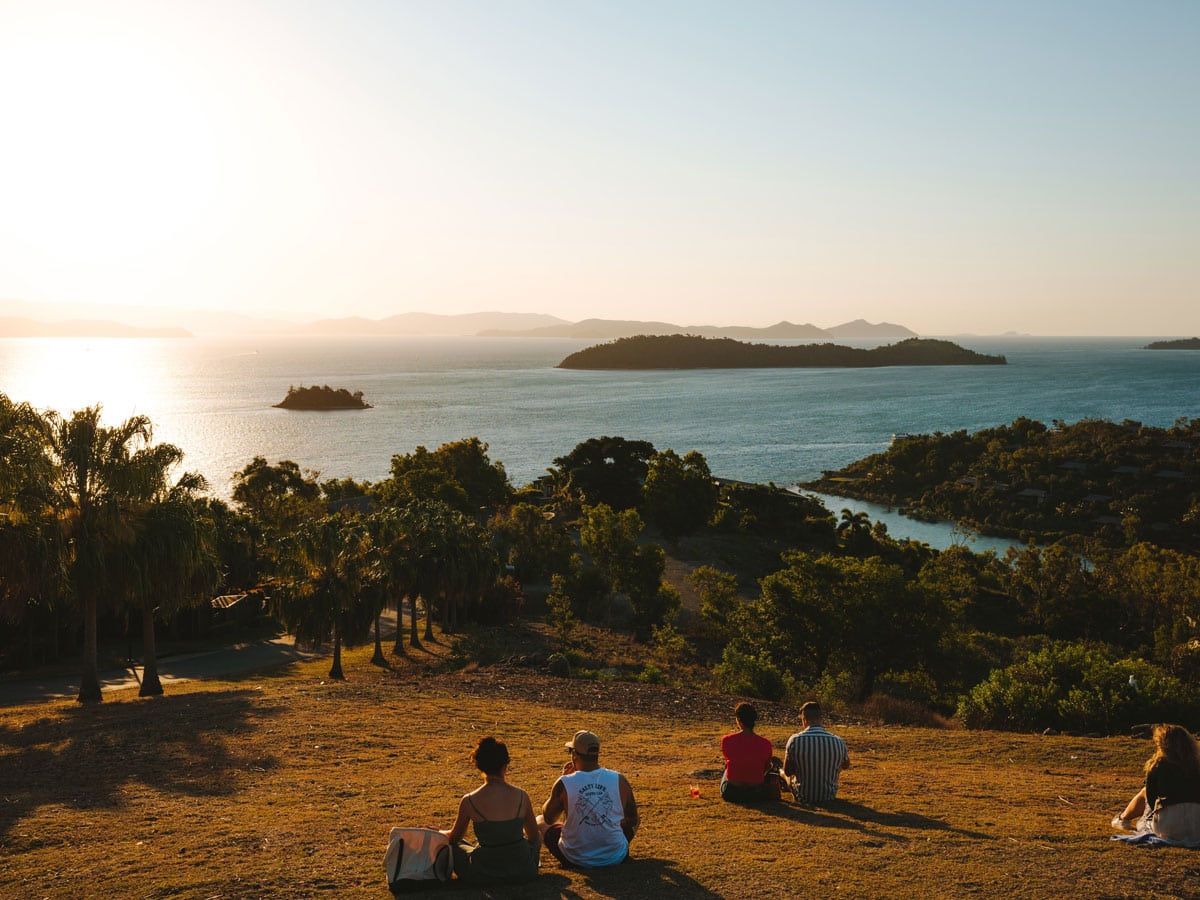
left=0, top=0, right=1197, bottom=336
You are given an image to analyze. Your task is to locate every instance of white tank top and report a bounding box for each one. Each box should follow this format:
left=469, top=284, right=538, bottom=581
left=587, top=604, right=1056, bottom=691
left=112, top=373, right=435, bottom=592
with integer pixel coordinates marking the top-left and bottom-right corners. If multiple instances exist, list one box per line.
left=558, top=767, right=628, bottom=866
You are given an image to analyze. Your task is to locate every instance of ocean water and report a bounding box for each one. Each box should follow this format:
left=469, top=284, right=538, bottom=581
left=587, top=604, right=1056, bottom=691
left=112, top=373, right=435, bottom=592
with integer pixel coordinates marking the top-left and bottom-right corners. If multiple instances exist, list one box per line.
left=1, top=336, right=1198, bottom=519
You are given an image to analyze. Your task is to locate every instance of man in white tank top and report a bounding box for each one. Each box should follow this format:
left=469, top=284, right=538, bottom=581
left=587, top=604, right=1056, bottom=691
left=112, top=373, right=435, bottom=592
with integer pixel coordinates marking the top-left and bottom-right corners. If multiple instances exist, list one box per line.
left=538, top=730, right=639, bottom=867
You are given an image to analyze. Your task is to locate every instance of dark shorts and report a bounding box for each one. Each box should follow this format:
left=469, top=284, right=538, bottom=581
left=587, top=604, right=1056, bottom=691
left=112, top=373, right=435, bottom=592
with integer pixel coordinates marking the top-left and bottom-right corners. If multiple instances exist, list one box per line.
left=543, top=823, right=634, bottom=867
left=720, top=775, right=782, bottom=803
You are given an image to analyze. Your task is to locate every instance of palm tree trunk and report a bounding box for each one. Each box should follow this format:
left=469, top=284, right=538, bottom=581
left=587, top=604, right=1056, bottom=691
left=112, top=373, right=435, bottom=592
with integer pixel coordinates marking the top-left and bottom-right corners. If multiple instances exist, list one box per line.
left=78, top=594, right=102, bottom=704
left=371, top=613, right=386, bottom=665
left=410, top=594, right=422, bottom=648
left=392, top=599, right=407, bottom=654
left=139, top=603, right=163, bottom=696
left=329, top=622, right=344, bottom=679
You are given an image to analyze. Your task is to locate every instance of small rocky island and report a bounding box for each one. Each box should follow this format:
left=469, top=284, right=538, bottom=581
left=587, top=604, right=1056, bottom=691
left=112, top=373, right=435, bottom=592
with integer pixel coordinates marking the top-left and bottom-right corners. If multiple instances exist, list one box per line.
left=274, top=385, right=372, bottom=410
left=1145, top=338, right=1200, bottom=350
left=557, top=334, right=1006, bottom=370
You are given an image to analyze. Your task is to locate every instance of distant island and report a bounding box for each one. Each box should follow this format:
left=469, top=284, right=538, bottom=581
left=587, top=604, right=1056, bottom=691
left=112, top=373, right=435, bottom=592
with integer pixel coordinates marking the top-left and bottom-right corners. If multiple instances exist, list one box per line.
left=1145, top=338, right=1200, bottom=350
left=274, top=385, right=372, bottom=410
left=557, top=335, right=1007, bottom=370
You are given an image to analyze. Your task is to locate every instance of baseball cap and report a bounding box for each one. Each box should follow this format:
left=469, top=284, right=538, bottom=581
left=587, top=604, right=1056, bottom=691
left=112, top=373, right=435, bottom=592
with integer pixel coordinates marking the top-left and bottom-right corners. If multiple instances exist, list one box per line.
left=565, top=730, right=601, bottom=755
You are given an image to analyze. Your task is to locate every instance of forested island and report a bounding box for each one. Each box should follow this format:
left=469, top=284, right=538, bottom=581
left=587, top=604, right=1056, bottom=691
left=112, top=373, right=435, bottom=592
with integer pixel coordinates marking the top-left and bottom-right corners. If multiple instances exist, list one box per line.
left=805, top=416, right=1200, bottom=550
left=557, top=334, right=1006, bottom=369
left=1145, top=337, right=1200, bottom=350
left=274, top=385, right=372, bottom=410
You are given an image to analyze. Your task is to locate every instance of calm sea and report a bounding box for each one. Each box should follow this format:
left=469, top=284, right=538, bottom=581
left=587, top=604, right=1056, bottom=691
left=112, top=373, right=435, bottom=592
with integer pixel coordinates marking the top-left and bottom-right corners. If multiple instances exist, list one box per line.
left=2, top=335, right=1198, bottom=548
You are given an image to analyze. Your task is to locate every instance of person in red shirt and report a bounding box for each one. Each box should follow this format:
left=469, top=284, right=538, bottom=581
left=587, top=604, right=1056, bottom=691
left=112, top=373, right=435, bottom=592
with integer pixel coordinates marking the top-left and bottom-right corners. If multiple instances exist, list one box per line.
left=720, top=702, right=781, bottom=802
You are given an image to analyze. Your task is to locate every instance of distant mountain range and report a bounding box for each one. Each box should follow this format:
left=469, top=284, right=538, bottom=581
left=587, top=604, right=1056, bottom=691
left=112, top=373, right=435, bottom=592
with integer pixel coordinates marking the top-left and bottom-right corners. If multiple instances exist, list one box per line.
left=0, top=316, right=190, bottom=338
left=0, top=297, right=288, bottom=336
left=477, top=317, right=916, bottom=340
left=0, top=298, right=917, bottom=340
left=289, top=313, right=916, bottom=339
left=285, top=311, right=567, bottom=337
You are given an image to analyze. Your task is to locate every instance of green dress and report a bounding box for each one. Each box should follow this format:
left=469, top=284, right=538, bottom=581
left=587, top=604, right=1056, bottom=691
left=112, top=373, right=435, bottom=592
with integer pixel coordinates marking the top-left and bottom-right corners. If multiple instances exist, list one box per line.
left=452, top=798, right=539, bottom=884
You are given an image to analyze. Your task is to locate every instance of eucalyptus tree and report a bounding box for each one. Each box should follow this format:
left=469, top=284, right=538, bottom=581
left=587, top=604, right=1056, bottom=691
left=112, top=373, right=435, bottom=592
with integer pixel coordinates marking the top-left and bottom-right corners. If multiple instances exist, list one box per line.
left=231, top=457, right=321, bottom=534
left=641, top=449, right=719, bottom=538
left=275, top=514, right=375, bottom=680
left=552, top=436, right=656, bottom=510
left=45, top=405, right=190, bottom=703
left=379, top=437, right=511, bottom=514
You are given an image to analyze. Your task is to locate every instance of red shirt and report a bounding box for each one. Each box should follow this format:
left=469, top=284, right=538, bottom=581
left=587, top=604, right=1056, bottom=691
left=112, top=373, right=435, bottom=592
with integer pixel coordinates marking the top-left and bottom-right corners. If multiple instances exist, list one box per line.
left=721, top=730, right=774, bottom=784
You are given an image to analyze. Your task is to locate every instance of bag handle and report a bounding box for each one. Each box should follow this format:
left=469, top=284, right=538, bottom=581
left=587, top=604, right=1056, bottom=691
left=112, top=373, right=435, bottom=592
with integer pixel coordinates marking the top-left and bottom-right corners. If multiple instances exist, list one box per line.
left=389, top=837, right=405, bottom=888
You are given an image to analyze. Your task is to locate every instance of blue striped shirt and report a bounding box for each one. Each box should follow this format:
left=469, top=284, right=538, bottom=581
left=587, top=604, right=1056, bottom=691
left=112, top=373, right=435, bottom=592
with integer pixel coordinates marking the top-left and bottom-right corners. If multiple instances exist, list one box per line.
left=784, top=725, right=849, bottom=802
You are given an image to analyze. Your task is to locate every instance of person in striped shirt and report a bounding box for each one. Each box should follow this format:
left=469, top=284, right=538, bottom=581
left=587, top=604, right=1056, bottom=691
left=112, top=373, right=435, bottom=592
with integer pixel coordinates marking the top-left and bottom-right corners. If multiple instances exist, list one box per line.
left=783, top=701, right=850, bottom=803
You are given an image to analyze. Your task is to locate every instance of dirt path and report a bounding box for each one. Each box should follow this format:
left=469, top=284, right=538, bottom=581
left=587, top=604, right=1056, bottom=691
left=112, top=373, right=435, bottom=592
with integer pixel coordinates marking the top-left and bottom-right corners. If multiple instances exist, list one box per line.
left=0, top=611, right=401, bottom=706
left=0, top=636, right=321, bottom=706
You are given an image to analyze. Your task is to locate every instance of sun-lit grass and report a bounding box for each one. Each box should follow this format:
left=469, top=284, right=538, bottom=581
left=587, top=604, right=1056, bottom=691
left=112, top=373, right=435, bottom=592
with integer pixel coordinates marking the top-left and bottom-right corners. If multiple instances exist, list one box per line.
left=2, top=641, right=1197, bottom=899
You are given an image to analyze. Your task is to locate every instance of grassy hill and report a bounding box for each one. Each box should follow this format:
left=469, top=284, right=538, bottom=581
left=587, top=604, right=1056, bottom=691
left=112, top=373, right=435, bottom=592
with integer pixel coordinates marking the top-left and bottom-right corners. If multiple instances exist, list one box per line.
left=2, top=639, right=1194, bottom=899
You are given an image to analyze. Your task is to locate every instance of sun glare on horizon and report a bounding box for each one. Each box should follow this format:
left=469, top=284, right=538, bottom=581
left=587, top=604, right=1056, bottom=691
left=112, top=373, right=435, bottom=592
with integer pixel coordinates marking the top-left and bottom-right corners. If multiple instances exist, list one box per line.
left=0, top=337, right=170, bottom=422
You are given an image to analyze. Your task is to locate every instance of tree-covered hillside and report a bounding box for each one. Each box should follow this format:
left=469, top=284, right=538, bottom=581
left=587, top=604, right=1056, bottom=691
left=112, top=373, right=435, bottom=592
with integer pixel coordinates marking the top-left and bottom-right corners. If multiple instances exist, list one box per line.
left=806, top=417, right=1200, bottom=550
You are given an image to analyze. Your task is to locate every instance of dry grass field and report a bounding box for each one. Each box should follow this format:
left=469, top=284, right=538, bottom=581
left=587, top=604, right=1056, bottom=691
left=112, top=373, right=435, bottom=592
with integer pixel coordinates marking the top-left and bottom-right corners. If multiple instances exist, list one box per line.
left=3, top=640, right=1200, bottom=899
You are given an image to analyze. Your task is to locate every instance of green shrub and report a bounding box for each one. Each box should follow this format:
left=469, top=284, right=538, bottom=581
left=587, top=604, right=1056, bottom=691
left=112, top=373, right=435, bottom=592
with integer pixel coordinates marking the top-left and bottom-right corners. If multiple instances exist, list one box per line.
left=649, top=623, right=690, bottom=669
left=712, top=646, right=797, bottom=701
left=957, top=641, right=1200, bottom=733
left=638, top=665, right=667, bottom=684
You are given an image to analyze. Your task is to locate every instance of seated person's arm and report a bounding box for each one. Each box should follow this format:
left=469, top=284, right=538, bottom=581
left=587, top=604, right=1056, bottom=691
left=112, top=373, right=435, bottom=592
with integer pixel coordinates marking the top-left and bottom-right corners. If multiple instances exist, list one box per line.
left=542, top=778, right=567, bottom=825
left=520, top=791, right=542, bottom=847
left=783, top=743, right=796, bottom=777
left=443, top=796, right=471, bottom=843
left=619, top=775, right=639, bottom=835
left=842, top=751, right=851, bottom=770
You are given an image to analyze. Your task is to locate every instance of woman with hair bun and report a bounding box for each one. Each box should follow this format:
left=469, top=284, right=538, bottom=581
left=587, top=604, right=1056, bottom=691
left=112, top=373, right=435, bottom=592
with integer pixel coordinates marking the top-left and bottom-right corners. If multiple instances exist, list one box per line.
left=442, top=736, right=540, bottom=883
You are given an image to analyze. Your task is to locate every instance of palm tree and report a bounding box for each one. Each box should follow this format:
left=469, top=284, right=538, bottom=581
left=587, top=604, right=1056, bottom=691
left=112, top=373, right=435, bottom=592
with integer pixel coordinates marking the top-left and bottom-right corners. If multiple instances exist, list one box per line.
left=365, top=509, right=417, bottom=658
left=45, top=406, right=180, bottom=704
left=838, top=508, right=873, bottom=552
left=123, top=484, right=220, bottom=696
left=440, top=514, right=497, bottom=632
left=275, top=515, right=374, bottom=680
left=0, top=396, right=61, bottom=656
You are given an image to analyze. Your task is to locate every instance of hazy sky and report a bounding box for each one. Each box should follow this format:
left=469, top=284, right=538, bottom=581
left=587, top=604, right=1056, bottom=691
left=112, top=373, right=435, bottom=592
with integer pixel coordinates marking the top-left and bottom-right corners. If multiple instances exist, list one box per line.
left=1, top=1, right=1197, bottom=335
